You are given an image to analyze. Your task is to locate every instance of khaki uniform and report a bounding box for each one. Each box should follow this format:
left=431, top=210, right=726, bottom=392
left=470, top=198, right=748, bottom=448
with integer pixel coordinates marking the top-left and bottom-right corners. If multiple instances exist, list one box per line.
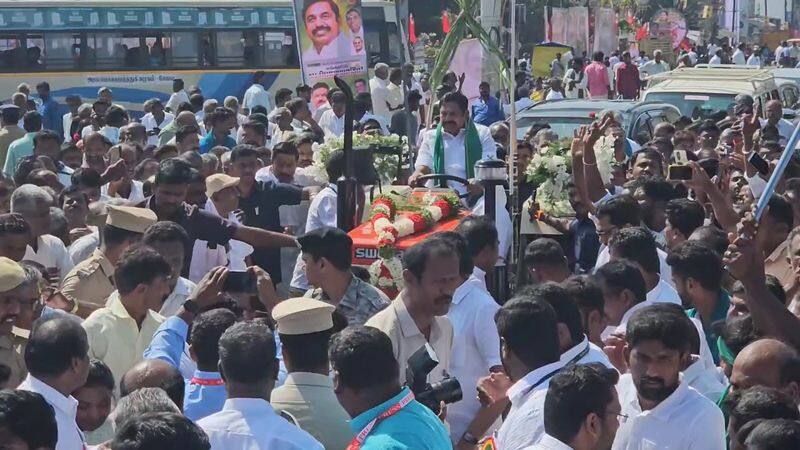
left=60, top=248, right=115, bottom=312
left=270, top=372, right=353, bottom=449
left=0, top=333, right=26, bottom=388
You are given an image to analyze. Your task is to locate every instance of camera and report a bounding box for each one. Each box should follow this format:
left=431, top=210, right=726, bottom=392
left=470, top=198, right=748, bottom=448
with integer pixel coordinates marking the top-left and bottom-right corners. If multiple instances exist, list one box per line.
left=405, top=344, right=462, bottom=414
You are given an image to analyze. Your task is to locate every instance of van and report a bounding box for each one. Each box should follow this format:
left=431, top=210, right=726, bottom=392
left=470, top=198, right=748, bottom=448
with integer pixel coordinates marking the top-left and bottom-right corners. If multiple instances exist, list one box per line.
left=643, top=67, right=779, bottom=119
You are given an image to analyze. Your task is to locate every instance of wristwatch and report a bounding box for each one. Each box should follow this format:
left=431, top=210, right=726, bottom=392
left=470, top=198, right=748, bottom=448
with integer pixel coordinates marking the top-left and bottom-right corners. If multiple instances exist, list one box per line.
left=182, top=299, right=199, bottom=314
left=460, top=431, right=479, bottom=446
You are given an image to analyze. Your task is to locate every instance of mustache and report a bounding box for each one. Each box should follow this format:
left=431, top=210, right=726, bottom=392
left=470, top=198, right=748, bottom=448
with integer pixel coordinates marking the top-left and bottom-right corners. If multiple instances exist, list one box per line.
left=639, top=376, right=665, bottom=386
left=312, top=26, right=331, bottom=36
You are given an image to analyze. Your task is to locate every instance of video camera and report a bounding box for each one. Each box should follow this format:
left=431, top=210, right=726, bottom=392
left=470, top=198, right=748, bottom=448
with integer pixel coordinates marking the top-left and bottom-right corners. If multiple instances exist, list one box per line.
left=406, top=344, right=462, bottom=414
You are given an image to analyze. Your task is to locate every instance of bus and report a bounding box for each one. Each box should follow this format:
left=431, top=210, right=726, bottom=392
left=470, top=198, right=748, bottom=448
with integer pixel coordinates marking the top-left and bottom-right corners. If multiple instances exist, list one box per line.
left=0, top=0, right=403, bottom=114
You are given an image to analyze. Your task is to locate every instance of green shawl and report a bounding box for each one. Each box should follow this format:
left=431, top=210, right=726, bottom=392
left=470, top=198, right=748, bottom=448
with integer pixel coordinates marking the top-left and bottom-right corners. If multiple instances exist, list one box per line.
left=433, top=119, right=483, bottom=181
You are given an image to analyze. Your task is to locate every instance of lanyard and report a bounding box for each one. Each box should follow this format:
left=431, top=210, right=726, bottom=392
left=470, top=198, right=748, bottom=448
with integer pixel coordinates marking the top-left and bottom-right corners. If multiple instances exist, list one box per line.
left=522, top=342, right=591, bottom=395
left=190, top=377, right=224, bottom=386
left=346, top=390, right=415, bottom=450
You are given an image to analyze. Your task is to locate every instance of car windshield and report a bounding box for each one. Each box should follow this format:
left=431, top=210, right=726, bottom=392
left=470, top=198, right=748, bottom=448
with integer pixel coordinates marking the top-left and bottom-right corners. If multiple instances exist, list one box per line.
left=515, top=116, right=594, bottom=140
left=644, top=92, right=734, bottom=119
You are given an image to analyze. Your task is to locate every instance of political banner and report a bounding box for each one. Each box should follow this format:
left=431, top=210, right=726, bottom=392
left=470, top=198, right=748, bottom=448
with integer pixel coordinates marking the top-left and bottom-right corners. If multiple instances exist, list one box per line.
left=293, top=0, right=368, bottom=98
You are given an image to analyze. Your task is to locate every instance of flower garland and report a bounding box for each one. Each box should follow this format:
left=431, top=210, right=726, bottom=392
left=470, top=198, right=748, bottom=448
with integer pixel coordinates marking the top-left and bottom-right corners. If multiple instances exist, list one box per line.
left=367, top=193, right=461, bottom=295
left=312, top=132, right=409, bottom=184
left=525, top=140, right=575, bottom=217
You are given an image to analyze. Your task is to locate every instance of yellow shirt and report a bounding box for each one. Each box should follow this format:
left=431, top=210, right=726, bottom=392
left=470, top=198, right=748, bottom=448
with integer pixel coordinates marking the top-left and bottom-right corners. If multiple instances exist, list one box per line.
left=60, top=248, right=116, bottom=313
left=82, top=292, right=165, bottom=387
left=365, top=292, right=453, bottom=385
left=0, top=333, right=26, bottom=388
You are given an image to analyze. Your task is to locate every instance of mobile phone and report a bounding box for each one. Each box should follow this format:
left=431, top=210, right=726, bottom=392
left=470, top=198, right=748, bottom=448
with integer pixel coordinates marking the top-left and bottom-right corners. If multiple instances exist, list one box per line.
left=223, top=271, right=258, bottom=293
left=747, top=151, right=770, bottom=176
left=668, top=150, right=692, bottom=181
left=668, top=165, right=693, bottom=181
left=698, top=158, right=719, bottom=178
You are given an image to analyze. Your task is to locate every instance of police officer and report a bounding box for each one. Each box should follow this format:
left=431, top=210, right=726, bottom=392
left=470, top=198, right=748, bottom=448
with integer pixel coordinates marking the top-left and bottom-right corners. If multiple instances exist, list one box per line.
left=299, top=227, right=388, bottom=327
left=59, top=205, right=156, bottom=317
left=270, top=297, right=353, bottom=449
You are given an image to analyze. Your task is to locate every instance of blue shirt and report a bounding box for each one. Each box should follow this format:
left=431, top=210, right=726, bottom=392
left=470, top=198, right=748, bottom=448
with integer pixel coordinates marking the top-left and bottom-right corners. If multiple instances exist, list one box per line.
left=199, top=132, right=236, bottom=153
left=471, top=96, right=504, bottom=126
left=350, top=387, right=451, bottom=450
left=38, top=97, right=62, bottom=137
left=143, top=316, right=227, bottom=421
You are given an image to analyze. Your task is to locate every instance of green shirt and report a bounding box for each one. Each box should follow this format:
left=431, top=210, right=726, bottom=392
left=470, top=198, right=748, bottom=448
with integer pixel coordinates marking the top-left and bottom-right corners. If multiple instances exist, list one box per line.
left=3, top=132, right=35, bottom=178
left=687, top=290, right=730, bottom=365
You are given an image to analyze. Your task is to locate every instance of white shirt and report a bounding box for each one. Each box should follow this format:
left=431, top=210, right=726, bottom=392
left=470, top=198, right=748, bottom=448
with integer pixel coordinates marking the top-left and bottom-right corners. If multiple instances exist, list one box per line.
left=290, top=184, right=337, bottom=291
left=639, top=60, right=670, bottom=78
left=612, top=374, right=725, bottom=450
left=681, top=357, right=727, bottom=402
left=732, top=49, right=747, bottom=65
left=318, top=109, right=346, bottom=139
left=708, top=55, right=722, bottom=64
left=302, top=33, right=346, bottom=64
left=312, top=102, right=331, bottom=122
left=523, top=434, right=574, bottom=450
left=545, top=90, right=564, bottom=101
left=141, top=112, right=174, bottom=147
left=159, top=277, right=197, bottom=317
left=62, top=112, right=74, bottom=141
left=447, top=273, right=502, bottom=442
left=24, top=234, right=74, bottom=281
left=198, top=397, right=323, bottom=450
left=100, top=180, right=145, bottom=204
left=68, top=229, right=100, bottom=265
left=561, top=335, right=613, bottom=369
left=645, top=278, right=681, bottom=305
left=56, top=164, right=74, bottom=189
left=18, top=374, right=85, bottom=450
left=166, top=90, right=190, bottom=113
left=415, top=123, right=497, bottom=195
left=602, top=300, right=655, bottom=341
left=594, top=246, right=673, bottom=287
left=760, top=118, right=798, bottom=147
left=243, top=84, right=273, bottom=113
left=746, top=54, right=762, bottom=67
left=370, top=77, right=392, bottom=120
left=496, top=360, right=565, bottom=450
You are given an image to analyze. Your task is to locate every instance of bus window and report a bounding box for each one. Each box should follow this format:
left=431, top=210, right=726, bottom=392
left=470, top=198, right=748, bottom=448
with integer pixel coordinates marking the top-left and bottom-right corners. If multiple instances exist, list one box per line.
left=364, top=25, right=381, bottom=65
left=145, top=35, right=168, bottom=67
left=94, top=33, right=146, bottom=69
left=260, top=30, right=295, bottom=68
left=385, top=23, right=402, bottom=65
left=215, top=31, right=245, bottom=67
left=45, top=33, right=86, bottom=70
left=24, top=35, right=45, bottom=69
left=0, top=35, right=23, bottom=70
left=167, top=32, right=199, bottom=68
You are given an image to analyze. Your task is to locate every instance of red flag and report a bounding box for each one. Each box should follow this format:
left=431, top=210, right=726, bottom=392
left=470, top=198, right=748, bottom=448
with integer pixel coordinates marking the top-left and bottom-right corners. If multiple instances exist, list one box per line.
left=635, top=23, right=649, bottom=41
left=409, top=13, right=417, bottom=44
left=442, top=10, right=451, bottom=34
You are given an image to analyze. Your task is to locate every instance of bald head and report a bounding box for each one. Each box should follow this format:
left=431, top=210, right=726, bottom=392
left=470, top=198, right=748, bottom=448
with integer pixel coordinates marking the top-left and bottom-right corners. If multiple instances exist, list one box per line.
left=175, top=111, right=198, bottom=128
left=120, top=359, right=185, bottom=410
left=731, top=339, right=800, bottom=399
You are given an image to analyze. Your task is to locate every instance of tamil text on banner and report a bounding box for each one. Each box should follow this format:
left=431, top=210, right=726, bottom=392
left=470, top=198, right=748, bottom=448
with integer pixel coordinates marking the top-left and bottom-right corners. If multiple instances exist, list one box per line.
left=447, top=38, right=484, bottom=107
left=293, top=0, right=368, bottom=98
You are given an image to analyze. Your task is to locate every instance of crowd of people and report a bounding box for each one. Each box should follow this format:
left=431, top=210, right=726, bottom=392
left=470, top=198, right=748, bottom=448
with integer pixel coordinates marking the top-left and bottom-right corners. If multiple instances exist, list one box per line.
left=512, top=39, right=800, bottom=103
left=0, top=36, right=800, bottom=450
